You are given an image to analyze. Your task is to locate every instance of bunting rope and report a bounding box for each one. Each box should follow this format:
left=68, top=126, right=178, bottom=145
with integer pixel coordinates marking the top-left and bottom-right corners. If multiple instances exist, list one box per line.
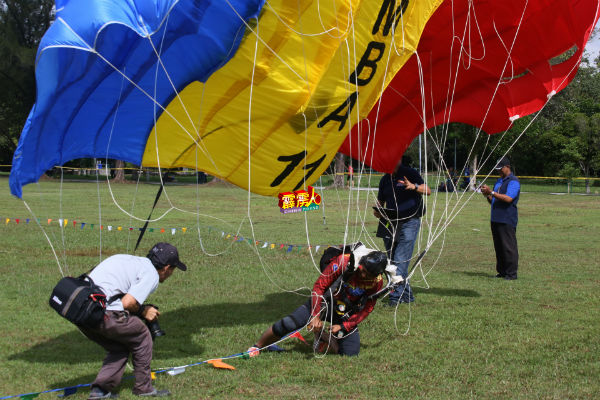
left=0, top=216, right=342, bottom=255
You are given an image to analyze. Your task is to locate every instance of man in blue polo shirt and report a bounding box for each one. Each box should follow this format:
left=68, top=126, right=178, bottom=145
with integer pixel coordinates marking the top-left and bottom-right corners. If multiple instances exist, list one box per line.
left=481, top=157, right=520, bottom=280
left=374, top=155, right=431, bottom=305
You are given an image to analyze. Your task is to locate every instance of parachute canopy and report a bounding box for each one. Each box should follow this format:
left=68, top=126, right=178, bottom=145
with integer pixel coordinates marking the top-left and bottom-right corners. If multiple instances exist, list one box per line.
left=340, top=0, right=600, bottom=173
left=9, top=0, right=443, bottom=198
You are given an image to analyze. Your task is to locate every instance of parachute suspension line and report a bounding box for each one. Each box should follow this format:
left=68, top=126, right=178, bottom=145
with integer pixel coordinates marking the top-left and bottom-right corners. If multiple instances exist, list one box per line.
left=190, top=84, right=229, bottom=258
left=426, top=0, right=537, bottom=249
left=101, top=64, right=146, bottom=248
left=143, top=17, right=222, bottom=175
left=22, top=200, right=65, bottom=277
left=95, top=161, right=103, bottom=262
left=263, top=0, right=345, bottom=38
left=421, top=0, right=588, bottom=252
left=126, top=169, right=144, bottom=254
left=224, top=0, right=309, bottom=83
left=58, top=167, right=69, bottom=275
left=242, top=16, right=309, bottom=296
left=54, top=18, right=206, bottom=153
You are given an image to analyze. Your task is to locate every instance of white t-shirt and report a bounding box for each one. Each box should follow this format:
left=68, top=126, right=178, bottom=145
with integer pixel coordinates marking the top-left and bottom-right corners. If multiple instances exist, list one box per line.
left=89, top=254, right=159, bottom=311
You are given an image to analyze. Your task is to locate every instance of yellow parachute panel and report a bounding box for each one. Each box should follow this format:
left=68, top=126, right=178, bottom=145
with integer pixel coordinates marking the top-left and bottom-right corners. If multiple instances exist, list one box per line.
left=142, top=0, right=443, bottom=196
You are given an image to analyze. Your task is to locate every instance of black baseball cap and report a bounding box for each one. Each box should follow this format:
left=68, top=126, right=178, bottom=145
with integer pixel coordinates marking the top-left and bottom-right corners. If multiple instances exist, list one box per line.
left=147, top=242, right=187, bottom=271
left=494, top=156, right=510, bottom=169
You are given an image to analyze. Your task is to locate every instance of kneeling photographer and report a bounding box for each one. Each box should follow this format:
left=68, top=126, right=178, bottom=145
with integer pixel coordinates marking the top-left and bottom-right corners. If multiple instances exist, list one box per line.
left=81, top=242, right=187, bottom=399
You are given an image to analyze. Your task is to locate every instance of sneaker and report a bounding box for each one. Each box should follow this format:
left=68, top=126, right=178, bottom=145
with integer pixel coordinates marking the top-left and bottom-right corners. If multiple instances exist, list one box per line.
left=135, top=388, right=171, bottom=397
left=88, top=386, right=117, bottom=399
left=247, top=345, right=260, bottom=357
left=494, top=274, right=505, bottom=278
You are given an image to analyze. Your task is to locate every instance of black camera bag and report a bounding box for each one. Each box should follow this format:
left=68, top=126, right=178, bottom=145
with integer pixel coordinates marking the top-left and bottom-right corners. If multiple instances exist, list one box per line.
left=49, top=274, right=107, bottom=328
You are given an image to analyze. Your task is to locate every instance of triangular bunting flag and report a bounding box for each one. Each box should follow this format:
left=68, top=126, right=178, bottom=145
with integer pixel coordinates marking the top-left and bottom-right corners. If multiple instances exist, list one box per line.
left=19, top=394, right=40, bottom=399
left=100, top=225, right=103, bottom=230
left=91, top=224, right=95, bottom=229
left=151, top=372, right=156, bottom=380
left=262, top=242, right=268, bottom=248
left=5, top=218, right=9, bottom=224
left=280, top=244, right=285, bottom=249
left=167, top=367, right=186, bottom=376
left=182, top=227, right=187, bottom=233
left=270, top=243, right=275, bottom=249
left=289, top=331, right=308, bottom=344
left=149, top=228, right=154, bottom=232
left=315, top=246, right=320, bottom=253
left=64, top=219, right=68, bottom=227
left=160, top=228, right=165, bottom=233
left=207, top=359, right=235, bottom=370
left=171, top=228, right=176, bottom=235
left=117, top=226, right=122, bottom=231
left=287, top=245, right=293, bottom=253
left=108, top=226, right=112, bottom=231
left=73, top=220, right=77, bottom=227
left=47, top=219, right=52, bottom=225
left=58, top=219, right=63, bottom=227
left=81, top=223, right=86, bottom=229
left=15, top=218, right=20, bottom=224
left=63, top=386, right=78, bottom=396
left=26, top=218, right=30, bottom=224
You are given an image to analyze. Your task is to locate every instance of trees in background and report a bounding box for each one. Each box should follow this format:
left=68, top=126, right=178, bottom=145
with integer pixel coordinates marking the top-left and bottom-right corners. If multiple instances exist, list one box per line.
left=0, top=0, right=54, bottom=165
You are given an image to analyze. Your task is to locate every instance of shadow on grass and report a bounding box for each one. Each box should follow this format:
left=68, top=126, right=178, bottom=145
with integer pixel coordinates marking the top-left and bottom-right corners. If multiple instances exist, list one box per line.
left=458, top=271, right=498, bottom=278
left=9, top=292, right=299, bottom=365
left=412, top=286, right=481, bottom=297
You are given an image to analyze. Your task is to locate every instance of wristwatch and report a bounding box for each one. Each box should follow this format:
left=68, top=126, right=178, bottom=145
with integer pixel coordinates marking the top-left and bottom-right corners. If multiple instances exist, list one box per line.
left=414, top=183, right=420, bottom=191
left=491, top=191, right=495, bottom=196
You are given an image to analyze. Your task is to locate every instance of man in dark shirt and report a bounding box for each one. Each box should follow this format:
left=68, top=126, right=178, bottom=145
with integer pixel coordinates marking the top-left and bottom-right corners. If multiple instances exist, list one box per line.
left=374, top=156, right=431, bottom=305
left=481, top=157, right=521, bottom=280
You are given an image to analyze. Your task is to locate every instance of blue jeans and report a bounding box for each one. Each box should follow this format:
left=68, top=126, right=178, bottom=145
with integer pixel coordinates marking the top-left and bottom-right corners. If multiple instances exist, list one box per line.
left=384, top=217, right=420, bottom=303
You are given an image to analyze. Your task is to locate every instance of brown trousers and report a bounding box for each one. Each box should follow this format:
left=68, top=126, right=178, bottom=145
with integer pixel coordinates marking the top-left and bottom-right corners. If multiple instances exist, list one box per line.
left=81, top=311, right=154, bottom=394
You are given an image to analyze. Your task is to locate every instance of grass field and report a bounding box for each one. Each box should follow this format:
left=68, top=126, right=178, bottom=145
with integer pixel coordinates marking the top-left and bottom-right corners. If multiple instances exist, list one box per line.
left=0, top=177, right=599, bottom=399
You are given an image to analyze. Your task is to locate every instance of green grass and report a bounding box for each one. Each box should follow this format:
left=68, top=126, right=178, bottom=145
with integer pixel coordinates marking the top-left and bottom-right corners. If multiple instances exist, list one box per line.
left=1, top=177, right=599, bottom=399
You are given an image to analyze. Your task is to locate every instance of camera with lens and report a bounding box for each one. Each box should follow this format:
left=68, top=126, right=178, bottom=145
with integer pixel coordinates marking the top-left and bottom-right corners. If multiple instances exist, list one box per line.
left=139, top=304, right=165, bottom=340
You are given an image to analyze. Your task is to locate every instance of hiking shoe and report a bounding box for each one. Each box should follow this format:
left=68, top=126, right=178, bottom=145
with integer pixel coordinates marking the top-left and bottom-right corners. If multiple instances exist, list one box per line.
left=135, top=388, right=171, bottom=397
left=88, top=386, right=117, bottom=399
left=247, top=345, right=260, bottom=357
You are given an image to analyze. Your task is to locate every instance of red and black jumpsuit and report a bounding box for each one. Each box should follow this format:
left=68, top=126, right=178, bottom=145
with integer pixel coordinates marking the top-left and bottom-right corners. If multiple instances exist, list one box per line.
left=271, top=254, right=383, bottom=356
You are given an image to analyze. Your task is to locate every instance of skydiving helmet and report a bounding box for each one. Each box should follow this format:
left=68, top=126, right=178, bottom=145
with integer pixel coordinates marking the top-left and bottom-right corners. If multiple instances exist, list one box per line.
left=359, top=251, right=388, bottom=276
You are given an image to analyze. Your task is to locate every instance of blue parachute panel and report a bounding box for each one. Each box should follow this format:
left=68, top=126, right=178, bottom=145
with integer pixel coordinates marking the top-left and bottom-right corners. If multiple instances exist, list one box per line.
left=9, top=0, right=264, bottom=198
